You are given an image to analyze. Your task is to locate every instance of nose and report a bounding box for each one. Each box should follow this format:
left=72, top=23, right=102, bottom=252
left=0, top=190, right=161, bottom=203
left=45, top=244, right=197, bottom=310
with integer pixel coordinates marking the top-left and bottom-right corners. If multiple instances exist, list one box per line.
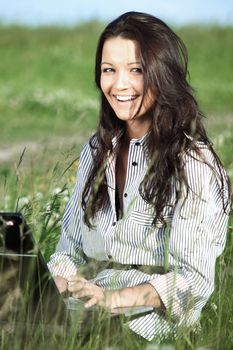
left=114, top=70, right=130, bottom=90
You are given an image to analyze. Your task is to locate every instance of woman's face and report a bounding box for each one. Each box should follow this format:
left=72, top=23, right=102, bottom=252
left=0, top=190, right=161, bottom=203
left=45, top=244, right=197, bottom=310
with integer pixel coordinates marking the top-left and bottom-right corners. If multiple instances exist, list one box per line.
left=100, top=36, right=154, bottom=123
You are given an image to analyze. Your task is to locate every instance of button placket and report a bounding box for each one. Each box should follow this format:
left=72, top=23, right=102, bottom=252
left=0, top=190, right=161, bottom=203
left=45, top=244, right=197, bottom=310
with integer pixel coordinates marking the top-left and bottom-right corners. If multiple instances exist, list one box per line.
left=123, top=142, right=140, bottom=211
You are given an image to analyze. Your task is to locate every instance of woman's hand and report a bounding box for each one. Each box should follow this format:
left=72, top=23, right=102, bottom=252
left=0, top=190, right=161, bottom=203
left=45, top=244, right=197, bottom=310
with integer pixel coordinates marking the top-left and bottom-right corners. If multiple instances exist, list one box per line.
left=67, top=275, right=163, bottom=311
left=67, top=275, right=116, bottom=310
left=53, top=275, right=68, bottom=296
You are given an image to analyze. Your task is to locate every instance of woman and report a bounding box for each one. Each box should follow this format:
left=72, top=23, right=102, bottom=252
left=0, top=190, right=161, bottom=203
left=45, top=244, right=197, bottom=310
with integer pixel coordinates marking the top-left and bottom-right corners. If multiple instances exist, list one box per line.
left=48, top=12, right=231, bottom=342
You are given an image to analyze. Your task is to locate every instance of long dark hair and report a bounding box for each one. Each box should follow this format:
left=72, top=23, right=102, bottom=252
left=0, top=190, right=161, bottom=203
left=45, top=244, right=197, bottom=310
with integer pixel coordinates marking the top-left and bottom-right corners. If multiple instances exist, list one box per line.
left=82, top=11, right=231, bottom=228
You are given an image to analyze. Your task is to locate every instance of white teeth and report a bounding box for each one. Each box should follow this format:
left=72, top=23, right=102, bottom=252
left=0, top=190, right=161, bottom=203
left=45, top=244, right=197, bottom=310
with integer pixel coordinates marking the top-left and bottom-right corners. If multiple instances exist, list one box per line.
left=115, top=95, right=137, bottom=102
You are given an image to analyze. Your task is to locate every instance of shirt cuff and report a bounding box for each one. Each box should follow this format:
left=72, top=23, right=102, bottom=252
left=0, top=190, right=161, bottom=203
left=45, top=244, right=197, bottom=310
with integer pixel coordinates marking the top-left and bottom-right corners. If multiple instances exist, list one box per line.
left=47, top=254, right=78, bottom=278
left=148, top=271, right=190, bottom=320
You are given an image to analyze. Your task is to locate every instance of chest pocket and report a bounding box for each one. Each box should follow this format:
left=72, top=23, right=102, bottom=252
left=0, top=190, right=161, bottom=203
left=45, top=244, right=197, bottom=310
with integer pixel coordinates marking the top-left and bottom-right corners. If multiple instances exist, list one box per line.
left=127, top=189, right=176, bottom=227
left=129, top=211, right=155, bottom=227
left=129, top=206, right=174, bottom=229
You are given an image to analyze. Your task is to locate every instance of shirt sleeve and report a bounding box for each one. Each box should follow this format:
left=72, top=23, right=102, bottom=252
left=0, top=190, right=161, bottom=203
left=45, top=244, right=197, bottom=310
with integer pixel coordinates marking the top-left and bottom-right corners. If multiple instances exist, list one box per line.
left=47, top=144, right=90, bottom=278
left=148, top=147, right=230, bottom=323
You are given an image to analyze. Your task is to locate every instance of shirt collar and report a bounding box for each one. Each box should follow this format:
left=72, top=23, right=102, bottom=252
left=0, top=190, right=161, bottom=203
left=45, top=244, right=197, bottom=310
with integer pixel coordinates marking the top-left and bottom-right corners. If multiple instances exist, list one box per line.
left=111, top=129, right=150, bottom=151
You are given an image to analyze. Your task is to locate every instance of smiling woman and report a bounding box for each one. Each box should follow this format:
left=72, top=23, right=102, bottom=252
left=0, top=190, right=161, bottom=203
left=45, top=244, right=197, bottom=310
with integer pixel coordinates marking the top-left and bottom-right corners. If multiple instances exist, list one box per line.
left=100, top=37, right=155, bottom=139
left=47, top=11, right=231, bottom=345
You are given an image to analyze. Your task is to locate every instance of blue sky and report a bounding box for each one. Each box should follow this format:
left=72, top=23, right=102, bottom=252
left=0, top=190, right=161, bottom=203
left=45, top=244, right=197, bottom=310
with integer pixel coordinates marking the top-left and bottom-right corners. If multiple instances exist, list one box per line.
left=1, top=0, right=233, bottom=26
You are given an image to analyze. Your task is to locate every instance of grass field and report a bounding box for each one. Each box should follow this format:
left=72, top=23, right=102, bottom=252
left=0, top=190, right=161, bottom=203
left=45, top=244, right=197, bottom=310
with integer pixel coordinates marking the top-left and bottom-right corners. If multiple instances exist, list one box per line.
left=0, top=22, right=232, bottom=349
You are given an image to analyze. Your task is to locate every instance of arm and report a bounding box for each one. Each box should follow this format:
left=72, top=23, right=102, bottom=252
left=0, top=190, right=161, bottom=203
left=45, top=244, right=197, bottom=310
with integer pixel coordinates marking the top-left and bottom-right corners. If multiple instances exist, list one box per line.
left=47, top=178, right=85, bottom=276
left=148, top=148, right=230, bottom=321
left=67, top=275, right=164, bottom=310
left=47, top=179, right=85, bottom=292
left=48, top=145, right=91, bottom=289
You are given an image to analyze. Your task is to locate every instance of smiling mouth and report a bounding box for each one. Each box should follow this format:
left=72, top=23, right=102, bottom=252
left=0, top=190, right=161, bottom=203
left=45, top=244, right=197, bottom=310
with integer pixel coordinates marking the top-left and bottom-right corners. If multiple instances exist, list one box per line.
left=113, top=95, right=138, bottom=102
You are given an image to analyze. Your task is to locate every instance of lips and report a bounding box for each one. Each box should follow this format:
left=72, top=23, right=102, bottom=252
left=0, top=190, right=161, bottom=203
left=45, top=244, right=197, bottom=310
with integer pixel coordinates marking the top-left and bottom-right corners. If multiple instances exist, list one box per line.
left=114, top=95, right=138, bottom=102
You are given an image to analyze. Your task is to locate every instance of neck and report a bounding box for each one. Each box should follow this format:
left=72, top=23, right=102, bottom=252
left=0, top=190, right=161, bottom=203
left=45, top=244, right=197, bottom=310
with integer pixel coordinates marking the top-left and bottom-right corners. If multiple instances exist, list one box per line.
left=125, top=117, right=151, bottom=140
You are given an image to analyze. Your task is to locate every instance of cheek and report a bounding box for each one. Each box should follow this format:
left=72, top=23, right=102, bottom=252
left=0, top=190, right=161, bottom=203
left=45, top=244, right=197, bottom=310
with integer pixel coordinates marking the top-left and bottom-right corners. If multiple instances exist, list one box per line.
left=100, top=76, right=105, bottom=93
left=132, top=76, right=144, bottom=92
left=100, top=76, right=110, bottom=96
left=143, top=90, right=156, bottom=110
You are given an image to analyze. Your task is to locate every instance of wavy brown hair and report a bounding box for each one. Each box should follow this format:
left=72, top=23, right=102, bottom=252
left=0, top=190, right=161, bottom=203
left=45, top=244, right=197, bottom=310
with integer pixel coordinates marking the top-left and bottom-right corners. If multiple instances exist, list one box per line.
left=82, top=11, right=231, bottom=228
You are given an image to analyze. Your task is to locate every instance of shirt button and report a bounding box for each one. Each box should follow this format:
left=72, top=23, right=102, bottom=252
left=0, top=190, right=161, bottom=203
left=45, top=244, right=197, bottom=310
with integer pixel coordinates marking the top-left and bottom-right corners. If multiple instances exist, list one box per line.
left=112, top=222, right=116, bottom=226
left=135, top=142, right=140, bottom=146
left=124, top=193, right=128, bottom=197
left=132, top=161, right=138, bottom=166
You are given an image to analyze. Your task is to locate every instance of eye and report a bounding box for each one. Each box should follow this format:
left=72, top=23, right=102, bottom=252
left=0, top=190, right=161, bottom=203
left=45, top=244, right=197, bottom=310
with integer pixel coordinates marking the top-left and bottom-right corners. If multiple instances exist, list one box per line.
left=131, top=67, right=143, bottom=74
left=102, top=67, right=115, bottom=73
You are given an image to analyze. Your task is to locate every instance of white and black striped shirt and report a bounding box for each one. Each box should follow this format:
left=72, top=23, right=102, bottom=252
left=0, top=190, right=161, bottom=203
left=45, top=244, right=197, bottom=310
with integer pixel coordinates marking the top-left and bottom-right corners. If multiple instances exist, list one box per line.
left=48, top=132, right=230, bottom=341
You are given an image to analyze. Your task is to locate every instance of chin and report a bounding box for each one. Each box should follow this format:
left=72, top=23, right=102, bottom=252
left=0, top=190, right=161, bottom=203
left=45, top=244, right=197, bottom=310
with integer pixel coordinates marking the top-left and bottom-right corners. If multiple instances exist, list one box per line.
left=116, top=115, right=134, bottom=121
left=114, top=110, right=136, bottom=119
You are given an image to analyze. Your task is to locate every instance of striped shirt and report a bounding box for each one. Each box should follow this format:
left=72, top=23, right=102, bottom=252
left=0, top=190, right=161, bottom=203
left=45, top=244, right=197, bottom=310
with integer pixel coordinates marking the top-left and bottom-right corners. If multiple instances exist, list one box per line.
left=48, top=132, right=230, bottom=342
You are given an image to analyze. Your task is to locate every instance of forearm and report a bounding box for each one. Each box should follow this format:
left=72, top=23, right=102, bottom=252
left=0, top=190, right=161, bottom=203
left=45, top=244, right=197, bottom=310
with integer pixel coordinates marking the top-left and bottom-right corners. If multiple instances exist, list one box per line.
left=67, top=275, right=165, bottom=311
left=106, top=283, right=164, bottom=310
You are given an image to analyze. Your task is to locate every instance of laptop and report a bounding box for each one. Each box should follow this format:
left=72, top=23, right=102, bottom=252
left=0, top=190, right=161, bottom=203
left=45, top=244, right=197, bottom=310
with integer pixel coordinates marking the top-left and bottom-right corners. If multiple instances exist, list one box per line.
left=0, top=212, right=154, bottom=334
left=0, top=212, right=88, bottom=334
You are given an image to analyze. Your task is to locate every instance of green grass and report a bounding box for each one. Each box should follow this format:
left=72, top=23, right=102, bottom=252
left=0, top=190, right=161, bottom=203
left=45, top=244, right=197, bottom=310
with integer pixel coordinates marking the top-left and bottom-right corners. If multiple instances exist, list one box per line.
left=0, top=23, right=232, bottom=145
left=177, top=26, right=233, bottom=115
left=0, top=22, right=102, bottom=146
left=0, top=22, right=232, bottom=349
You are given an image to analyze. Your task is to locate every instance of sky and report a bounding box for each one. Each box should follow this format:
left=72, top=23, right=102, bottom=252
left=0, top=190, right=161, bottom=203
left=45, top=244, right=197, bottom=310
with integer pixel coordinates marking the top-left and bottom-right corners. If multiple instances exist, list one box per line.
left=0, top=0, right=233, bottom=26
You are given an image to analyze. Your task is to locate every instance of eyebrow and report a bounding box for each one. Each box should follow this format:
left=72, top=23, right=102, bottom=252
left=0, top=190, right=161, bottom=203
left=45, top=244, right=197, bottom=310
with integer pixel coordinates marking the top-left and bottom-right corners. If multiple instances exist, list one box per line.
left=101, top=61, right=142, bottom=65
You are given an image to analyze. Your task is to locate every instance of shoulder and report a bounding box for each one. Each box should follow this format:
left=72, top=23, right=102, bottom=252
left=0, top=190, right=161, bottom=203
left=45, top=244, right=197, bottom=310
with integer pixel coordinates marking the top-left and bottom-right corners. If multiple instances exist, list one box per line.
left=79, top=135, right=99, bottom=164
left=183, top=139, right=214, bottom=163
left=76, top=138, right=93, bottom=179
left=181, top=139, right=229, bottom=201
left=183, top=139, right=221, bottom=177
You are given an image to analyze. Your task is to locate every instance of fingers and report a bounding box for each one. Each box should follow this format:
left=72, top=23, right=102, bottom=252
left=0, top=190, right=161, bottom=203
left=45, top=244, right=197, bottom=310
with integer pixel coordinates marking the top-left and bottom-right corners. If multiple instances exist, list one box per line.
left=72, top=288, right=94, bottom=300
left=84, top=297, right=98, bottom=308
left=67, top=275, right=86, bottom=283
left=67, top=276, right=88, bottom=293
left=68, top=281, right=97, bottom=300
left=67, top=275, right=105, bottom=307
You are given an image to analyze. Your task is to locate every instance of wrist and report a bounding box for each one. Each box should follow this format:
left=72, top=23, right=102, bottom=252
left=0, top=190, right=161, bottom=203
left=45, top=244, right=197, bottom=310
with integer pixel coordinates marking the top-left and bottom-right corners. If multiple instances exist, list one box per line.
left=122, top=283, right=161, bottom=308
left=104, top=283, right=162, bottom=310
left=107, top=287, right=141, bottom=309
